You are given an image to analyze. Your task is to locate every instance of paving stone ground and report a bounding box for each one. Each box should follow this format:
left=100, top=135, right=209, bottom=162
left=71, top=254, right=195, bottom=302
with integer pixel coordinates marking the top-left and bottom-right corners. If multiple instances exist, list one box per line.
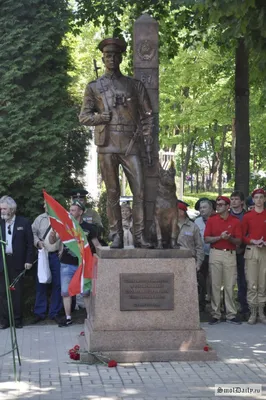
left=0, top=322, right=266, bottom=400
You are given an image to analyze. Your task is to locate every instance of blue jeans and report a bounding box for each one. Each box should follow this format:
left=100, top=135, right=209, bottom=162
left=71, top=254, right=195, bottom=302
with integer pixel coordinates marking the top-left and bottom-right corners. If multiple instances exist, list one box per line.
left=34, top=252, right=62, bottom=318
left=60, top=263, right=90, bottom=297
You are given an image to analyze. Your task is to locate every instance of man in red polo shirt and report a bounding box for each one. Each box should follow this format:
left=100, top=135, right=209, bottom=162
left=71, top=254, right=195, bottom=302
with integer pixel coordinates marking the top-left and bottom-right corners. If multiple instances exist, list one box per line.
left=242, top=188, right=266, bottom=325
left=204, top=196, right=242, bottom=325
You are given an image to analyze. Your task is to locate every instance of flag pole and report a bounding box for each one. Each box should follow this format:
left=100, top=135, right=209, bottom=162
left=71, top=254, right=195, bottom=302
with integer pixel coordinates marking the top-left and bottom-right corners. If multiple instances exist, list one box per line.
left=0, top=228, right=21, bottom=380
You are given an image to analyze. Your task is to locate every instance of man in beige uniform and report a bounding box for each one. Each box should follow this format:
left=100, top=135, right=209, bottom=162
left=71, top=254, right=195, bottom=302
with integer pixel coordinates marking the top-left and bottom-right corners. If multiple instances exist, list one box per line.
left=242, top=188, right=266, bottom=324
left=204, top=196, right=242, bottom=325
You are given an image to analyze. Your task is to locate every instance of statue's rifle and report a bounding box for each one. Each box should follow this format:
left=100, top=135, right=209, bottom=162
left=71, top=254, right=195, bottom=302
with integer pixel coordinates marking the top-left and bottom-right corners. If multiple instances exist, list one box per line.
left=125, top=125, right=141, bottom=157
left=93, top=59, right=109, bottom=113
left=93, top=59, right=100, bottom=79
left=125, top=110, right=153, bottom=166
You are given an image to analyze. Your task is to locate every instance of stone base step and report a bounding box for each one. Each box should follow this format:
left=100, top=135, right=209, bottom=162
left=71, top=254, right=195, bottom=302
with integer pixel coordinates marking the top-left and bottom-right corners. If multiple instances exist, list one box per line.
left=83, top=319, right=217, bottom=362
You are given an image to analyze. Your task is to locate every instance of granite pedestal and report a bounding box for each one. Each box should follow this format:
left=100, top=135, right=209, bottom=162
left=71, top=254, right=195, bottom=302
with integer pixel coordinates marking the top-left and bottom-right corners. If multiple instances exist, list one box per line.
left=83, top=247, right=217, bottom=362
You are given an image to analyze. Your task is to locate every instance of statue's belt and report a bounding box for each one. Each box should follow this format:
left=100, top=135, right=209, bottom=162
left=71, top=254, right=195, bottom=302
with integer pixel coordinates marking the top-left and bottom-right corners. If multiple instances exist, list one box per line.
left=107, top=125, right=136, bottom=132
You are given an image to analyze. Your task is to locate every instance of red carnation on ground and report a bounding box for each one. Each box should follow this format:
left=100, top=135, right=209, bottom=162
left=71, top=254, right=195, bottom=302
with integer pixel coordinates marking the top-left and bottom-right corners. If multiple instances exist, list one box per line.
left=70, top=353, right=80, bottom=361
left=68, top=343, right=117, bottom=366
left=108, top=360, right=117, bottom=368
left=203, top=345, right=209, bottom=352
left=68, top=346, right=80, bottom=361
left=80, top=331, right=85, bottom=336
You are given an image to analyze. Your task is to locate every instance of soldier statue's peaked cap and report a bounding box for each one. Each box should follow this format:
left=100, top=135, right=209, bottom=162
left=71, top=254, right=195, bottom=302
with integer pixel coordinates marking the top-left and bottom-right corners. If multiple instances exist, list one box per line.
left=98, top=37, right=127, bottom=53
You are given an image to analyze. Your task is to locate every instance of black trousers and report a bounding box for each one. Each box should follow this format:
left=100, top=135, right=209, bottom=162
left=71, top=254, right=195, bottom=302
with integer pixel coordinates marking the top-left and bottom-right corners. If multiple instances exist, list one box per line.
left=0, top=256, right=24, bottom=324
left=197, top=255, right=209, bottom=310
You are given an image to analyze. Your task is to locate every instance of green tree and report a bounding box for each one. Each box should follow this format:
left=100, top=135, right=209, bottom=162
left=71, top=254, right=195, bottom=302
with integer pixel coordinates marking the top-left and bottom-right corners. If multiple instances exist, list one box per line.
left=159, top=42, right=235, bottom=191
left=65, top=21, right=132, bottom=101
left=192, top=0, right=266, bottom=195
left=65, top=23, right=103, bottom=102
left=0, top=0, right=89, bottom=219
left=75, top=0, right=266, bottom=196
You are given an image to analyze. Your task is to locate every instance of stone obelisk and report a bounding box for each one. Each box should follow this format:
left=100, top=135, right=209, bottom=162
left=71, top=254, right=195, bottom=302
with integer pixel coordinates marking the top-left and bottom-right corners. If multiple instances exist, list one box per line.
left=133, top=14, right=159, bottom=235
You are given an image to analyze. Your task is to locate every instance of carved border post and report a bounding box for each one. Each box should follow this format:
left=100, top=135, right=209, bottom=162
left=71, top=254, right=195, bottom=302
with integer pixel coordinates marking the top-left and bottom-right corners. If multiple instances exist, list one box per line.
left=133, top=14, right=159, bottom=236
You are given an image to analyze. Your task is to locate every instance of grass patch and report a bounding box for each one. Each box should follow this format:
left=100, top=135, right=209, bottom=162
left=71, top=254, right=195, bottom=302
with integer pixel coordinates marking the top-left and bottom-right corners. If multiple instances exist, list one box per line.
left=183, top=191, right=232, bottom=208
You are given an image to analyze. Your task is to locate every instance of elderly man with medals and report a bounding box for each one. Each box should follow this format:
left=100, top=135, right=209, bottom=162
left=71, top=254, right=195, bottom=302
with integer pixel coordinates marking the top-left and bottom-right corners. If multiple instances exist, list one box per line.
left=79, top=38, right=153, bottom=249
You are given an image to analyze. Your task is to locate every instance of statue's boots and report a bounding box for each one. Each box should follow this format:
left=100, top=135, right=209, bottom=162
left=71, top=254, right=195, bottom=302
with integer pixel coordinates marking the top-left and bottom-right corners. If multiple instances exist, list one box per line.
left=247, top=306, right=257, bottom=325
left=134, top=234, right=153, bottom=249
left=258, top=304, right=266, bottom=324
left=110, top=234, right=124, bottom=249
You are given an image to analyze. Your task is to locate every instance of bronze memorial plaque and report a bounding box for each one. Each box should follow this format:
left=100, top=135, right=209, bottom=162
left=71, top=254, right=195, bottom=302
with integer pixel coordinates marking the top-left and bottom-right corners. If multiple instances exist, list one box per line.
left=120, top=273, right=174, bottom=311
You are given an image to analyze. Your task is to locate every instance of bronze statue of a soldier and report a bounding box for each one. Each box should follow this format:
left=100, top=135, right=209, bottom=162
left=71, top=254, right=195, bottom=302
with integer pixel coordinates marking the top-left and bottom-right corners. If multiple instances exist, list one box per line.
left=79, top=38, right=153, bottom=249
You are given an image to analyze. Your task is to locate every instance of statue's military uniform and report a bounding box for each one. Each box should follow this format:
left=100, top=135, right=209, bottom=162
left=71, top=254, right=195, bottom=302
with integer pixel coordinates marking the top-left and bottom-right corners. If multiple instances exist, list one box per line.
left=79, top=72, right=153, bottom=154
left=79, top=70, right=153, bottom=242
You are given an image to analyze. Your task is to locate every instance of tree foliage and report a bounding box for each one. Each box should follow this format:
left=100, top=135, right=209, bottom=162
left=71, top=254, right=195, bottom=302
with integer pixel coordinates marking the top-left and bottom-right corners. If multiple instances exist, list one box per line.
left=0, top=0, right=90, bottom=219
left=70, top=0, right=266, bottom=194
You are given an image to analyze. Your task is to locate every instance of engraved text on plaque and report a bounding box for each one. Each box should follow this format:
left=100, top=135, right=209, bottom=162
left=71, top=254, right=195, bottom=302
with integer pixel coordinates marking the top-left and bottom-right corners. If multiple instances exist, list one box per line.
left=120, top=273, right=174, bottom=311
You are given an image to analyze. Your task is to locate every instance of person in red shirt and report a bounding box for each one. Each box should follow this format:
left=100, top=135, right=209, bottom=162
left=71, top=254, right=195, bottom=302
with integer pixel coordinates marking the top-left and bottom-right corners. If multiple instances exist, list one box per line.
left=204, top=196, right=242, bottom=325
left=242, top=188, right=266, bottom=325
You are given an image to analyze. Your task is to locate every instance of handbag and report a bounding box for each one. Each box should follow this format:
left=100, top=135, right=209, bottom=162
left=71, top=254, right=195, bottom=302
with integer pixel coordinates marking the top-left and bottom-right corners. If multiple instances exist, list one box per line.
left=37, top=248, right=52, bottom=284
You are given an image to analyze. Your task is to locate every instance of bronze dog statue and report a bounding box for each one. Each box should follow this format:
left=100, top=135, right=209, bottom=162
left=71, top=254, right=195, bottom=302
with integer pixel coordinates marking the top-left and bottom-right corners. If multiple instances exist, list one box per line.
left=151, top=162, right=179, bottom=249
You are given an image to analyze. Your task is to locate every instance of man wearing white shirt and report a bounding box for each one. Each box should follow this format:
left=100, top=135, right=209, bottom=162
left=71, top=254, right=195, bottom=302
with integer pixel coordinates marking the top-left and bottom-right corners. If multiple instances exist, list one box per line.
left=0, top=196, right=34, bottom=329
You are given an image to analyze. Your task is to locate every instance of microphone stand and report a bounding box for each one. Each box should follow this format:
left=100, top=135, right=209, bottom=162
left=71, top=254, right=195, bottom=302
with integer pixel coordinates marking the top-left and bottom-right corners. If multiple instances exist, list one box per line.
left=0, top=228, right=21, bottom=380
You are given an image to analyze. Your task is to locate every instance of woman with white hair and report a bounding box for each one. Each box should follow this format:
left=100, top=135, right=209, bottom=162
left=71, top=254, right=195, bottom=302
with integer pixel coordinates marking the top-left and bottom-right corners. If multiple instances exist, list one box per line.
left=0, top=196, right=34, bottom=329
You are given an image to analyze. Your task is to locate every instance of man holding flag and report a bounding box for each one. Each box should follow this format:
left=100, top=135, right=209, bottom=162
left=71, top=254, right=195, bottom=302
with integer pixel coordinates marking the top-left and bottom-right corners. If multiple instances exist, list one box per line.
left=44, top=191, right=100, bottom=327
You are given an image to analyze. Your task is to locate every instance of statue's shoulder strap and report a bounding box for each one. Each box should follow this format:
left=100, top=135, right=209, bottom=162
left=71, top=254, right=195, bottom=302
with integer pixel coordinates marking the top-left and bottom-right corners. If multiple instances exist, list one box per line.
left=96, top=76, right=109, bottom=92
left=95, top=76, right=110, bottom=112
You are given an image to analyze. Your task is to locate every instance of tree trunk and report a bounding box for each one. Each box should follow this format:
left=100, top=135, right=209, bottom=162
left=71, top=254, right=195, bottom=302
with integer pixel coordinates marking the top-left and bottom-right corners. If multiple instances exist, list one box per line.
left=182, top=127, right=193, bottom=178
left=181, top=128, right=185, bottom=191
left=253, top=154, right=257, bottom=170
left=225, top=147, right=232, bottom=182
left=210, top=136, right=219, bottom=191
left=218, top=126, right=227, bottom=195
left=201, top=168, right=205, bottom=191
left=196, top=169, right=199, bottom=193
left=190, top=140, right=196, bottom=193
left=235, top=38, right=250, bottom=196
left=231, top=118, right=236, bottom=164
